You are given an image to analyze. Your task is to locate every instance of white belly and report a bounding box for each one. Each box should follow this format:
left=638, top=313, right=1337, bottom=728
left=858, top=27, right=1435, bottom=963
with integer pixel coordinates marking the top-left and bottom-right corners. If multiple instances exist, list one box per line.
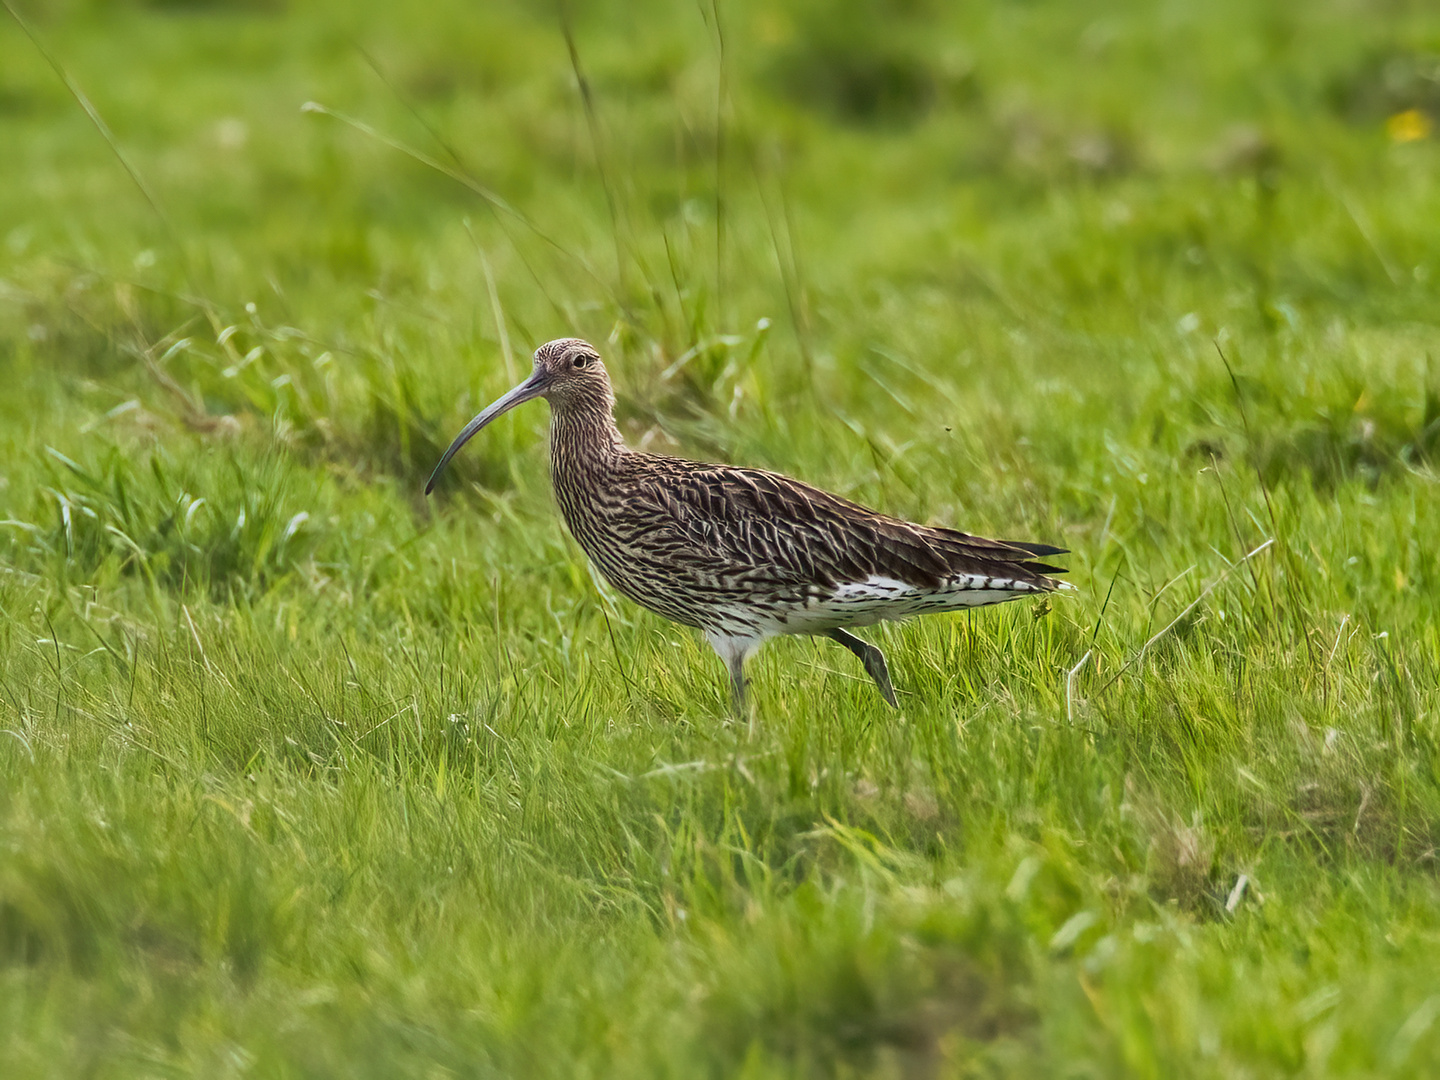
left=788, top=573, right=1038, bottom=631
left=701, top=573, right=1041, bottom=643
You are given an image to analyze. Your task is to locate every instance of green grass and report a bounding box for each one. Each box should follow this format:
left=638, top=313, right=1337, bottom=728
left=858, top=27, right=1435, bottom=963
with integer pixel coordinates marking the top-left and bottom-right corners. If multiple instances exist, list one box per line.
left=3, top=0, right=1440, bottom=1074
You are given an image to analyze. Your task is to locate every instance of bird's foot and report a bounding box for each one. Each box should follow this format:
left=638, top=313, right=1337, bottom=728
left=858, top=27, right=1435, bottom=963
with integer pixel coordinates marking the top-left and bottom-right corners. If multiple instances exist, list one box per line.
left=824, top=629, right=899, bottom=708
left=861, top=647, right=899, bottom=708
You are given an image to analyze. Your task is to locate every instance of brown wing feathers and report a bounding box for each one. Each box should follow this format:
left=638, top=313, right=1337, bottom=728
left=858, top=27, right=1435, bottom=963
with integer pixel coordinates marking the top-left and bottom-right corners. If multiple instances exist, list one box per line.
left=923, top=527, right=1070, bottom=581
left=639, top=456, right=1066, bottom=592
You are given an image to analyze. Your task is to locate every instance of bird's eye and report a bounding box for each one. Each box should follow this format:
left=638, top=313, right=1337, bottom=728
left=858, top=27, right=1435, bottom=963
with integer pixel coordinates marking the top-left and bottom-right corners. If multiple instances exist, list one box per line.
left=572, top=354, right=591, bottom=369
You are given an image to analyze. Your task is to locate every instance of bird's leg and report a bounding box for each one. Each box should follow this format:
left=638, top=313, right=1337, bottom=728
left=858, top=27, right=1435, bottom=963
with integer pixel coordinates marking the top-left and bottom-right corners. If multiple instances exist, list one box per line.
left=823, top=629, right=899, bottom=707
left=727, top=658, right=748, bottom=720
left=705, top=631, right=757, bottom=728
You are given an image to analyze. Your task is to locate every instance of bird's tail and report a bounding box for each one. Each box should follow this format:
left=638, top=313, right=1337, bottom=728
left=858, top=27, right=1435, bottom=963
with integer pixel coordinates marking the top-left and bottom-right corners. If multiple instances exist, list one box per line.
left=1000, top=539, right=1069, bottom=578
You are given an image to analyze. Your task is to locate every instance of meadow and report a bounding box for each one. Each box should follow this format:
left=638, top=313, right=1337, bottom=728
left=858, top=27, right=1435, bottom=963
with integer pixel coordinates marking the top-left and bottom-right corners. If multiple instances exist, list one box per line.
left=2, top=0, right=1440, bottom=1075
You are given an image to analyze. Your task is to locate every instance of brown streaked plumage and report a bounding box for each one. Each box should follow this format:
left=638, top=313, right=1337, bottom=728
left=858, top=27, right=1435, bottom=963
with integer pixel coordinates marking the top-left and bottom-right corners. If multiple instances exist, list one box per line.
left=426, top=337, right=1068, bottom=710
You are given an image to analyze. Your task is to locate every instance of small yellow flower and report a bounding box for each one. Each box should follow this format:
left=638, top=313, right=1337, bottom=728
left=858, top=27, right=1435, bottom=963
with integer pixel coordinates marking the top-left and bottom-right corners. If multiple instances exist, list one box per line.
left=1387, top=109, right=1431, bottom=143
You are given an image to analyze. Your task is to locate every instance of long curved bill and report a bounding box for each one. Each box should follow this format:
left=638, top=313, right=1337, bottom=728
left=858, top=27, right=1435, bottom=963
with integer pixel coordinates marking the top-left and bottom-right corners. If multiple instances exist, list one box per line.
left=424, top=371, right=546, bottom=494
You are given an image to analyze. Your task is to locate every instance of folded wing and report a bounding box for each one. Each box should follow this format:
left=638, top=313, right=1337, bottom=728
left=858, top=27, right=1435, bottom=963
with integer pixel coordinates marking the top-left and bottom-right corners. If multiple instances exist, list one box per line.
left=624, top=457, right=1066, bottom=594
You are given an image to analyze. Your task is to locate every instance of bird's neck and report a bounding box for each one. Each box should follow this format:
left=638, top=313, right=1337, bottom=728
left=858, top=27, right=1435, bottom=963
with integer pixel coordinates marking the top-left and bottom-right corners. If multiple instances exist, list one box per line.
left=549, top=397, right=627, bottom=481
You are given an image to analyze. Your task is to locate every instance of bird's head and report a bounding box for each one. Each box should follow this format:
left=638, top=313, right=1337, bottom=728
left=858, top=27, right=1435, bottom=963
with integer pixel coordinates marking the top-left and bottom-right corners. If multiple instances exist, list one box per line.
left=529, top=336, right=613, bottom=408
left=425, top=337, right=613, bottom=494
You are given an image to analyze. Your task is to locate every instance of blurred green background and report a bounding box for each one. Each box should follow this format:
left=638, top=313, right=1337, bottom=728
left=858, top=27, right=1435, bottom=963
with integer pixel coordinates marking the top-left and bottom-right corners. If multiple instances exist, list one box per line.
left=2, top=0, right=1440, bottom=1076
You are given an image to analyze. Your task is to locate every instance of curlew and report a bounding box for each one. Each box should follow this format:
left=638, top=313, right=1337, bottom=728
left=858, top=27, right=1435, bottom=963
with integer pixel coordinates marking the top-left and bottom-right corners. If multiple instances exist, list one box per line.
left=426, top=338, right=1067, bottom=710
